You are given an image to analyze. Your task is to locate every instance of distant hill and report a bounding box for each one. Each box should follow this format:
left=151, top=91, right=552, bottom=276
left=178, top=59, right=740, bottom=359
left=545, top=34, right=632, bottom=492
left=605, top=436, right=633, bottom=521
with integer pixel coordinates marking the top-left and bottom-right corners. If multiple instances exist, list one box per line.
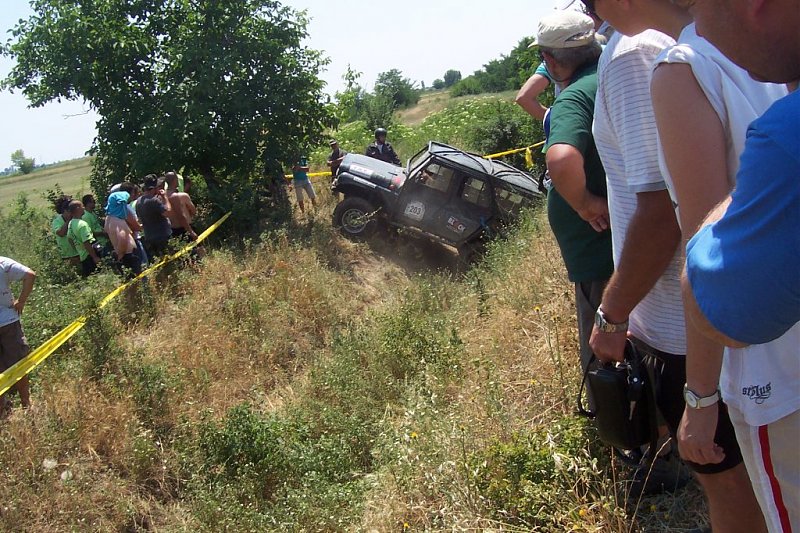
left=0, top=156, right=93, bottom=210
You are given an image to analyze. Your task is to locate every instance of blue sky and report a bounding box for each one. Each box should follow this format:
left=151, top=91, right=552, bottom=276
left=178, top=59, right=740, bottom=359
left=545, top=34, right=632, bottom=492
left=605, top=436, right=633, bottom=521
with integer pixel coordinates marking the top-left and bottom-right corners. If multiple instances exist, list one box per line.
left=0, top=1, right=554, bottom=166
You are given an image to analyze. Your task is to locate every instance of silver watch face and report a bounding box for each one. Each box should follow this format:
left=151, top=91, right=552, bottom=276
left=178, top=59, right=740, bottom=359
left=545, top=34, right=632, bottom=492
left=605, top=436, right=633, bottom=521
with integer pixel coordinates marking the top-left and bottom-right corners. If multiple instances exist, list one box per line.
left=685, top=391, right=699, bottom=409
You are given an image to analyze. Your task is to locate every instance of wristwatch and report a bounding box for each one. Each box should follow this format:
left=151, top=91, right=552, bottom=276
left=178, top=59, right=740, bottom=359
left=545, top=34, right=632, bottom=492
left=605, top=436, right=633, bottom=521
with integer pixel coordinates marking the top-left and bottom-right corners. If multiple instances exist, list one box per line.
left=683, top=384, right=721, bottom=409
left=594, top=308, right=629, bottom=333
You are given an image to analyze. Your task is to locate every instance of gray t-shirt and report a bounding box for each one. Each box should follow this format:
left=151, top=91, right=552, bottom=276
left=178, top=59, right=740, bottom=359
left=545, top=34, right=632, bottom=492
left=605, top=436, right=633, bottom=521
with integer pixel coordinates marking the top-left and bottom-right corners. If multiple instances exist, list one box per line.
left=0, top=257, right=31, bottom=328
left=136, top=195, right=172, bottom=242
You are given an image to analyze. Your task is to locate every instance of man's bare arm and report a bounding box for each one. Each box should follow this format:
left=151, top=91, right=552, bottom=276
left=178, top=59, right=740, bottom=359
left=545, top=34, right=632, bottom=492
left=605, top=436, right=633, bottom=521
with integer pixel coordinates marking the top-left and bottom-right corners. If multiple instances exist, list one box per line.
left=13, top=270, right=35, bottom=315
left=546, top=143, right=609, bottom=232
left=515, top=74, right=551, bottom=121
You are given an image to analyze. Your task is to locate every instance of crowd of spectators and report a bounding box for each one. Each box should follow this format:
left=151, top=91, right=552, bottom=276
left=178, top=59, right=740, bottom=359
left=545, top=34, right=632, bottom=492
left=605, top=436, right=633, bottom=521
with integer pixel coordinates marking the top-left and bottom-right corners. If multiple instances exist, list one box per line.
left=522, top=2, right=798, bottom=531
left=48, top=172, right=199, bottom=279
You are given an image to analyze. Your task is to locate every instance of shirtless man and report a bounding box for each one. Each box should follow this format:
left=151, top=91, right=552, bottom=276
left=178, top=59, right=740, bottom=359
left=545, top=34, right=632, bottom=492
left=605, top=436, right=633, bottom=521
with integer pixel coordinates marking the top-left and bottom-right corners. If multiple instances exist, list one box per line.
left=164, top=171, right=197, bottom=241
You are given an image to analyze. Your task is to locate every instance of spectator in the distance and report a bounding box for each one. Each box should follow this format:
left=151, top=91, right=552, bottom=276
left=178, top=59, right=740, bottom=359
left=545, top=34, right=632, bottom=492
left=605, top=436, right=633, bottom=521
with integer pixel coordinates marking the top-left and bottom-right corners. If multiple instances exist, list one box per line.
left=81, top=194, right=110, bottom=251
left=0, top=256, right=35, bottom=414
left=135, top=175, right=173, bottom=258
left=51, top=194, right=79, bottom=265
left=66, top=200, right=101, bottom=277
left=537, top=11, right=613, bottom=407
left=680, top=1, right=800, bottom=531
left=291, top=157, right=317, bottom=214
left=327, top=140, right=347, bottom=177
left=104, top=182, right=143, bottom=276
left=365, top=128, right=401, bottom=166
left=164, top=171, right=197, bottom=241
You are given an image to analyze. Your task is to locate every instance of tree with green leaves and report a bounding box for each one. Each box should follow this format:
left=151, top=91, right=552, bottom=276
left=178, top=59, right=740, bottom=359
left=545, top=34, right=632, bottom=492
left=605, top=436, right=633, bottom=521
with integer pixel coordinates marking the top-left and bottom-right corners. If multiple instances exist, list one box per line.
left=443, top=69, right=462, bottom=88
left=374, top=69, right=419, bottom=110
left=2, top=0, right=333, bottom=211
left=10, top=149, right=36, bottom=174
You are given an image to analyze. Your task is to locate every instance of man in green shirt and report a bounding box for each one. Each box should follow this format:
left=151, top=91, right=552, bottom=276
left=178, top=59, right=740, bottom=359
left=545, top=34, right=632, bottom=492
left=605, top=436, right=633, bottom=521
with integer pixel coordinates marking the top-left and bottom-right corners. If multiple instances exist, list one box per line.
left=66, top=200, right=102, bottom=277
left=51, top=195, right=79, bottom=264
left=81, top=194, right=110, bottom=249
left=537, top=11, right=613, bottom=398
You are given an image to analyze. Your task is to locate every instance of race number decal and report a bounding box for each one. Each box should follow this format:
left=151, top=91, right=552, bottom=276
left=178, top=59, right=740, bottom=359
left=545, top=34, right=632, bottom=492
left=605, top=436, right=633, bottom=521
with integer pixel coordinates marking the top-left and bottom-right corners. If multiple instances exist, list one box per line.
left=404, top=201, right=426, bottom=221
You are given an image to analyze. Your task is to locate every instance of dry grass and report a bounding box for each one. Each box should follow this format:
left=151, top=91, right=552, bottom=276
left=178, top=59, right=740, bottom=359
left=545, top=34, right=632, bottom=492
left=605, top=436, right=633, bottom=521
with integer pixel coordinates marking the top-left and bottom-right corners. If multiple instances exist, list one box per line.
left=0, top=199, right=710, bottom=531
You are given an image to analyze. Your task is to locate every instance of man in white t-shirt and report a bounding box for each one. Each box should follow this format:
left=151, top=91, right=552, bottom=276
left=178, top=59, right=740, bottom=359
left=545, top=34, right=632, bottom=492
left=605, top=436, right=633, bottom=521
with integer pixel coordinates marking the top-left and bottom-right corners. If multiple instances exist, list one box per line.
left=0, top=257, right=36, bottom=414
left=590, top=27, right=765, bottom=529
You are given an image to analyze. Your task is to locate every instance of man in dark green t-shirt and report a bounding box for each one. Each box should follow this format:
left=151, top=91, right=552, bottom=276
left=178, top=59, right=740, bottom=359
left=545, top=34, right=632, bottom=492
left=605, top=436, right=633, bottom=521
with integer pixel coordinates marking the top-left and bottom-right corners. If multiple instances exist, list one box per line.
left=537, top=11, right=613, bottom=399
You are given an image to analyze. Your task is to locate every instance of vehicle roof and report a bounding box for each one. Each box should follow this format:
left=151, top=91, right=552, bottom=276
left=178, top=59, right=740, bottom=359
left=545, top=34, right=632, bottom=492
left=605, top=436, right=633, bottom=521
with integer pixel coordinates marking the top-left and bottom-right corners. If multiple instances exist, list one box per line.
left=426, top=142, right=542, bottom=196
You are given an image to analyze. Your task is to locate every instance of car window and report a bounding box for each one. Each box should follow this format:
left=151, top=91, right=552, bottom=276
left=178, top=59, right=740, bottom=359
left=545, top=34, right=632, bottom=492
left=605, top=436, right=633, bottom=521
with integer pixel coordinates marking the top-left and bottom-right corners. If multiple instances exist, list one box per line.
left=461, top=176, right=492, bottom=208
left=495, top=183, right=526, bottom=216
left=419, top=163, right=455, bottom=194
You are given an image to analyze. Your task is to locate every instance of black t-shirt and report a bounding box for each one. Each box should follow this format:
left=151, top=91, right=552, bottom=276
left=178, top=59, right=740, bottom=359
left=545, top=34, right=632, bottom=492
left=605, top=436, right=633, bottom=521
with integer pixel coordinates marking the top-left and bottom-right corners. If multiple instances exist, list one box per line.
left=136, top=195, right=172, bottom=242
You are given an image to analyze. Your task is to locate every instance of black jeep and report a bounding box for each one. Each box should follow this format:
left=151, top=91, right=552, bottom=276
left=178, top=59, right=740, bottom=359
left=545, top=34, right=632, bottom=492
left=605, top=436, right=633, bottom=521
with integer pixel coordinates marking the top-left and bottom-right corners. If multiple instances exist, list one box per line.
left=331, top=141, right=543, bottom=259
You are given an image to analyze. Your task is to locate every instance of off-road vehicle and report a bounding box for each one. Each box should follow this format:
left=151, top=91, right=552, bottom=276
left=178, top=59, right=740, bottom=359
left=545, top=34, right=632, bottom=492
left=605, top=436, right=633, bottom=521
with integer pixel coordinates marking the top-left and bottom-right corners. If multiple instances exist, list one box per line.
left=331, top=141, right=543, bottom=259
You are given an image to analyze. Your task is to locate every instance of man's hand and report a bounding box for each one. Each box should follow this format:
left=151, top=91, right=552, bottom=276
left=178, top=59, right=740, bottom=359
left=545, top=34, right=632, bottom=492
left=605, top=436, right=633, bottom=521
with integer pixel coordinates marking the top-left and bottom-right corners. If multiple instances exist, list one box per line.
left=12, top=299, right=25, bottom=316
left=589, top=326, right=627, bottom=363
left=678, top=404, right=725, bottom=465
left=578, top=194, right=610, bottom=232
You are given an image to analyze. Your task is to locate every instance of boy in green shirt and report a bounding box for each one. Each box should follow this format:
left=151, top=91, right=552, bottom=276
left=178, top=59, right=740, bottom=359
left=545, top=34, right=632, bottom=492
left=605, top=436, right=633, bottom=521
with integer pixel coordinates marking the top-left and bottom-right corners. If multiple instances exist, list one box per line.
left=81, top=194, right=110, bottom=249
left=51, top=195, right=79, bottom=264
left=66, top=200, right=102, bottom=277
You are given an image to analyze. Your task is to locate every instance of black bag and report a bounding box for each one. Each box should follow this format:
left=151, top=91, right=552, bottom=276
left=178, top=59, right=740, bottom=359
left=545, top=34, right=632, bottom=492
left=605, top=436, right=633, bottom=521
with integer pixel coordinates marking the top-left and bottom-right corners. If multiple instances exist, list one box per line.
left=578, top=340, right=658, bottom=453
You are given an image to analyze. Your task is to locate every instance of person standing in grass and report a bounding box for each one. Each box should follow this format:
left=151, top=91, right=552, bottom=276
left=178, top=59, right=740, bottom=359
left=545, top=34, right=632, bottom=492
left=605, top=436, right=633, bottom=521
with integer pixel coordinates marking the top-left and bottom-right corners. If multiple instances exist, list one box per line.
left=66, top=200, right=102, bottom=277
left=104, top=183, right=143, bottom=276
left=51, top=195, right=79, bottom=265
left=136, top=175, right=173, bottom=259
left=81, top=194, right=110, bottom=251
left=0, top=256, right=35, bottom=414
left=291, top=157, right=317, bottom=214
left=536, top=11, right=613, bottom=409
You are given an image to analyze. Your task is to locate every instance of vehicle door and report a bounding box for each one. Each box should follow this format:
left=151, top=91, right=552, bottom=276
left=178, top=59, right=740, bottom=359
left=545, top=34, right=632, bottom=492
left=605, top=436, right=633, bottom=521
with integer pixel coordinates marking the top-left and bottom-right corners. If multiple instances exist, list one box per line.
left=432, top=173, right=493, bottom=245
left=395, top=160, right=458, bottom=234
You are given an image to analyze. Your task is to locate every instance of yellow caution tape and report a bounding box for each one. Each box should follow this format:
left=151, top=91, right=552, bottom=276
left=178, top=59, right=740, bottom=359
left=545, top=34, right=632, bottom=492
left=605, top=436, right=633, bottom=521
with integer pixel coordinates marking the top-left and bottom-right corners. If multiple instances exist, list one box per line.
left=0, top=211, right=232, bottom=398
left=484, top=141, right=546, bottom=160
left=284, top=171, right=332, bottom=181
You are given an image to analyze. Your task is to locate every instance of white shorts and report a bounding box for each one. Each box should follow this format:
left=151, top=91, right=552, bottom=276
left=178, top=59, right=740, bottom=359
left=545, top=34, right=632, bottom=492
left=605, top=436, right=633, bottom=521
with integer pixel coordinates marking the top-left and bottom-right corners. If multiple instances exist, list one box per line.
left=729, top=406, right=800, bottom=533
left=294, top=180, right=316, bottom=202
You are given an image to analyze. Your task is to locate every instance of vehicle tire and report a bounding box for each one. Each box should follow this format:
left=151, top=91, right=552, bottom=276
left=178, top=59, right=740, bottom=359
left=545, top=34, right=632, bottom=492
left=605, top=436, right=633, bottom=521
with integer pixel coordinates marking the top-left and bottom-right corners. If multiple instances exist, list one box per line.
left=333, top=196, right=379, bottom=239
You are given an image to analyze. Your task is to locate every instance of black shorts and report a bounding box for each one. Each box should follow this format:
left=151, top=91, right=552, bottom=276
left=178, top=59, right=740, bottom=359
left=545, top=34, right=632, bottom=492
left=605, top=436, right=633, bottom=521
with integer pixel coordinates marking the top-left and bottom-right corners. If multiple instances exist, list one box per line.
left=0, top=321, right=30, bottom=371
left=631, top=337, right=744, bottom=475
left=80, top=256, right=98, bottom=277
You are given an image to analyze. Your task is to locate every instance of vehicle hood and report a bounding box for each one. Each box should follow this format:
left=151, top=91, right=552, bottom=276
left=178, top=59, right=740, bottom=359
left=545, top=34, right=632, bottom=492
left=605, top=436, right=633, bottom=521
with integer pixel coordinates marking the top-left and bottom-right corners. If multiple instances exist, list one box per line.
left=338, top=153, right=405, bottom=189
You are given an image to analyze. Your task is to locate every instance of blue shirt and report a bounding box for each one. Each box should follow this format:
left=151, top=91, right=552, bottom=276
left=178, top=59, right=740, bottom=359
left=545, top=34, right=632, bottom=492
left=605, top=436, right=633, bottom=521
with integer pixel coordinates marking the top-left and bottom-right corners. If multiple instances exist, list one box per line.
left=105, top=191, right=130, bottom=219
left=686, top=90, right=800, bottom=344
left=292, top=168, right=309, bottom=182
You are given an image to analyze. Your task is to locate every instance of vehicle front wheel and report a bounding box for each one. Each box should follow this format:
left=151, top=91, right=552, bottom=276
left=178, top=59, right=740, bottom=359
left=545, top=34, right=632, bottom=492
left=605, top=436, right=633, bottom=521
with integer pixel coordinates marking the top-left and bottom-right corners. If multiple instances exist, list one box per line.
left=332, top=196, right=379, bottom=239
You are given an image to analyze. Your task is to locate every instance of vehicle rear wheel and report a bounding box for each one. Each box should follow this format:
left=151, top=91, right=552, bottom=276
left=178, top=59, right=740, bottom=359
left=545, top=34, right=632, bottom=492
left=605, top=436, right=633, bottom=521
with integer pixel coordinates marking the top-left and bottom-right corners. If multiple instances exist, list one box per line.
left=333, top=196, right=379, bottom=239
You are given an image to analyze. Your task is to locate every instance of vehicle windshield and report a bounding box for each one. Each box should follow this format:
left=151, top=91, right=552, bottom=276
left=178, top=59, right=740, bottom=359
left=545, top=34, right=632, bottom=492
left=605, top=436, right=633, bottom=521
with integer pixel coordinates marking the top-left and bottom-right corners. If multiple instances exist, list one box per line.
left=408, top=149, right=431, bottom=176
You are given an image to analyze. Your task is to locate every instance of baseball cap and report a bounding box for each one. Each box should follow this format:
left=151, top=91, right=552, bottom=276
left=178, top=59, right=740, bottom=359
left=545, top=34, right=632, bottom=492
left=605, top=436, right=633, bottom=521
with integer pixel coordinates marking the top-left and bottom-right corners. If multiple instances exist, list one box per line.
left=532, top=11, right=596, bottom=49
left=329, top=139, right=338, bottom=146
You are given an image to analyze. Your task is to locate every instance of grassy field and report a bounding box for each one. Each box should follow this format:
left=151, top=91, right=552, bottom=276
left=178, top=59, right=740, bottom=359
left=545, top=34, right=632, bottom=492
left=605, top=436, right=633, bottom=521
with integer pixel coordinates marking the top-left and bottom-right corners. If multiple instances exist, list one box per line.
left=0, top=91, right=711, bottom=531
left=0, top=157, right=93, bottom=210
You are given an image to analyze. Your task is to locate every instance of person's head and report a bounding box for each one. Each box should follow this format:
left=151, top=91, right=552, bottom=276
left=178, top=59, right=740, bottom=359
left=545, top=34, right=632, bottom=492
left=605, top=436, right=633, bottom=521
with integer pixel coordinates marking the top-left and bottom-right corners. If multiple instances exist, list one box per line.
left=688, top=0, right=800, bottom=84
left=164, top=171, right=178, bottom=189
left=374, top=128, right=388, bottom=143
left=535, top=11, right=603, bottom=83
left=142, top=174, right=159, bottom=195
left=330, top=139, right=339, bottom=150
left=66, top=200, right=85, bottom=218
left=53, top=194, right=72, bottom=214
left=580, top=0, right=690, bottom=38
left=82, top=194, right=95, bottom=211
left=297, top=156, right=308, bottom=167
left=118, top=181, right=139, bottom=200
left=157, top=176, right=168, bottom=191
